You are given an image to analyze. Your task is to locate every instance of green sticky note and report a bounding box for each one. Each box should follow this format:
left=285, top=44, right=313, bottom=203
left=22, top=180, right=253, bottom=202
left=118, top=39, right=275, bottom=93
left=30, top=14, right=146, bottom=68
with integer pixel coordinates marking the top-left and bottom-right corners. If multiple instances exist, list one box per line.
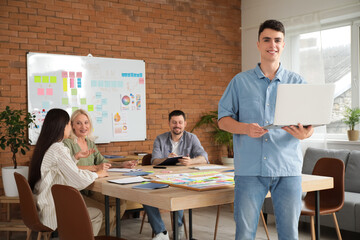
left=71, top=88, right=77, bottom=95
left=80, top=98, right=86, bottom=105
left=50, top=76, right=57, bottom=83
left=88, top=105, right=94, bottom=112
left=34, top=76, right=41, bottom=83
left=72, top=107, right=79, bottom=112
left=42, top=76, right=49, bottom=83
left=62, top=98, right=69, bottom=105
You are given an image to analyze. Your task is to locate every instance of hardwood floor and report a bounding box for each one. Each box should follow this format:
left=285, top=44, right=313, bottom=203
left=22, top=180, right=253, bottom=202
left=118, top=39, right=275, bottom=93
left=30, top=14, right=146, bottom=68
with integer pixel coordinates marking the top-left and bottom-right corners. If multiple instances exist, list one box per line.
left=3, top=204, right=360, bottom=239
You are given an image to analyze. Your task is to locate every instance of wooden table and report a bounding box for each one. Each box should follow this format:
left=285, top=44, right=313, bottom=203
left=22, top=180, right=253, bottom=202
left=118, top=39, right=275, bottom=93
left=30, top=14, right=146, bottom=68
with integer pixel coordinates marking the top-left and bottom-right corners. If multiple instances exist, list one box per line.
left=89, top=165, right=333, bottom=240
left=0, top=196, right=28, bottom=240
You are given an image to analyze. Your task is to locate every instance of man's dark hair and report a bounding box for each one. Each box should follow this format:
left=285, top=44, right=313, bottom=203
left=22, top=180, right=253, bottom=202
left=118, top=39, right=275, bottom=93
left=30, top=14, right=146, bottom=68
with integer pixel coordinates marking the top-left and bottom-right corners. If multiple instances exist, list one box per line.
left=169, top=110, right=186, bottom=121
left=258, top=19, right=285, bottom=40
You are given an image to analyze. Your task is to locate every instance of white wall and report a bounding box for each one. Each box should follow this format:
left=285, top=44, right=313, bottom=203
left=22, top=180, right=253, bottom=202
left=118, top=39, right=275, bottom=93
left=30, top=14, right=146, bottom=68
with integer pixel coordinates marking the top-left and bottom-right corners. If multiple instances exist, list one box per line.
left=241, top=0, right=360, bottom=71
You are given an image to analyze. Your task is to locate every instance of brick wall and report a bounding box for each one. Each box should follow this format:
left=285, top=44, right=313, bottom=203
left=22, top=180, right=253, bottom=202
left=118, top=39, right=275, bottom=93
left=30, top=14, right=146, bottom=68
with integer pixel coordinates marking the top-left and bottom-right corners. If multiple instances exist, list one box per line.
left=0, top=0, right=241, bottom=186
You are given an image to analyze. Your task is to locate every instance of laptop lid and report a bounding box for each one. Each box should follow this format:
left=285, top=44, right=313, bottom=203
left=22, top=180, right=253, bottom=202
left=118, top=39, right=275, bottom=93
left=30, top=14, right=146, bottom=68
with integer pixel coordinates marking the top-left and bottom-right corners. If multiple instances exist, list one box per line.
left=264, top=84, right=335, bottom=129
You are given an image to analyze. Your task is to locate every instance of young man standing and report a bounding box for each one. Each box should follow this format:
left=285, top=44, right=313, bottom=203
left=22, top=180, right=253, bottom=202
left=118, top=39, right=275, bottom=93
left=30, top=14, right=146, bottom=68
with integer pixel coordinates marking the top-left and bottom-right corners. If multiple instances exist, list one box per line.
left=218, top=20, right=314, bottom=240
left=146, top=110, right=208, bottom=240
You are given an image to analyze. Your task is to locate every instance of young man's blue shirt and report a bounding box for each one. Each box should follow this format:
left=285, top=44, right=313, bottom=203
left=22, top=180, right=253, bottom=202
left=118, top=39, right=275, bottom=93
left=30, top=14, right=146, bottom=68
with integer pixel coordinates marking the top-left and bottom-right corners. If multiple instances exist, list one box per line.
left=218, top=63, right=306, bottom=177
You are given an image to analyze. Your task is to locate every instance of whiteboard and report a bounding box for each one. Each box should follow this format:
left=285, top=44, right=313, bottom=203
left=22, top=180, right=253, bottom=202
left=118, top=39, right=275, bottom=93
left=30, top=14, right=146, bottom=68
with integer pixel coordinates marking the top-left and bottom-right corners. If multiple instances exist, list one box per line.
left=27, top=52, right=146, bottom=144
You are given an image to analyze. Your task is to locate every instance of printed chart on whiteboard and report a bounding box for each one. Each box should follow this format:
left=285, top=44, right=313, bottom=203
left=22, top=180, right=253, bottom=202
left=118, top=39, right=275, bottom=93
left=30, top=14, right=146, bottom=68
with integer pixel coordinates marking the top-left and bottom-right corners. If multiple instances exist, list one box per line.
left=27, top=52, right=146, bottom=144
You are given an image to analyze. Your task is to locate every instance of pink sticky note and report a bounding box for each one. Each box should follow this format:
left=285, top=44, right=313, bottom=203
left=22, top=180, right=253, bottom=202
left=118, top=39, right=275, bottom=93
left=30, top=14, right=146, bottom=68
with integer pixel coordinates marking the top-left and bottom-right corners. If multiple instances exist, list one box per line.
left=37, top=88, right=45, bottom=95
left=139, top=78, right=144, bottom=84
left=76, top=72, right=82, bottom=78
left=69, top=72, right=75, bottom=78
left=62, top=71, right=68, bottom=78
left=46, top=88, right=53, bottom=96
left=70, top=78, right=74, bottom=88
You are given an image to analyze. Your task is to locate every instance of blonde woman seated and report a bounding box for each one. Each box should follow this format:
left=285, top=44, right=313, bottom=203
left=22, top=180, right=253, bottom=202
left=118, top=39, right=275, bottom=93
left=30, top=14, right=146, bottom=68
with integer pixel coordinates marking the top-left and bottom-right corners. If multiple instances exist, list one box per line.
left=63, top=109, right=137, bottom=235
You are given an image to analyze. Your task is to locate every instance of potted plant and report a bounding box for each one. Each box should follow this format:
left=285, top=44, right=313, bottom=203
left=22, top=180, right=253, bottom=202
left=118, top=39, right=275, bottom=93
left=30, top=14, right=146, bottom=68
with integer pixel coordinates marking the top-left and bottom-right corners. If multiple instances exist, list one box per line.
left=0, top=106, right=35, bottom=196
left=342, top=106, right=360, bottom=141
left=191, top=111, right=233, bottom=165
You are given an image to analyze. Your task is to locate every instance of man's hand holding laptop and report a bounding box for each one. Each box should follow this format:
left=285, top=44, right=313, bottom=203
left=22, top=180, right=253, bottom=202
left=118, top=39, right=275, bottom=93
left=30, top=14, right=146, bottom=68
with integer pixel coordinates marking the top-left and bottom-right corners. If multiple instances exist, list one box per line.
left=282, top=123, right=314, bottom=140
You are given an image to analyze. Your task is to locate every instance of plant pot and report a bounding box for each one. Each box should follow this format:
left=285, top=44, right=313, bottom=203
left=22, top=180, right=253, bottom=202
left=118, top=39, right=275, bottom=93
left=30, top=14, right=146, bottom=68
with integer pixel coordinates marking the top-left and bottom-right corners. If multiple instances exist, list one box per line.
left=221, top=157, right=234, bottom=166
left=347, top=130, right=359, bottom=141
left=2, top=166, right=29, bottom=197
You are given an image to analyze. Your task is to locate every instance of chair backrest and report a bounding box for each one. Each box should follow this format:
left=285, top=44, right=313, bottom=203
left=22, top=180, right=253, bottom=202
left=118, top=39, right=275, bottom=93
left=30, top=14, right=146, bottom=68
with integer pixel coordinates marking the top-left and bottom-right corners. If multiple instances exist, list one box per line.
left=51, top=184, right=95, bottom=240
left=13, top=172, right=53, bottom=233
left=304, top=157, right=345, bottom=211
left=141, top=153, right=152, bottom=166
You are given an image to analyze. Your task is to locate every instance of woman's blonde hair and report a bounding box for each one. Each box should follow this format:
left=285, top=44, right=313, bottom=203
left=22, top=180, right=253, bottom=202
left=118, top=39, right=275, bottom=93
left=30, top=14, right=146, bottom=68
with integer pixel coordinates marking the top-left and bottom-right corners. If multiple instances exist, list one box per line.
left=69, top=109, right=96, bottom=141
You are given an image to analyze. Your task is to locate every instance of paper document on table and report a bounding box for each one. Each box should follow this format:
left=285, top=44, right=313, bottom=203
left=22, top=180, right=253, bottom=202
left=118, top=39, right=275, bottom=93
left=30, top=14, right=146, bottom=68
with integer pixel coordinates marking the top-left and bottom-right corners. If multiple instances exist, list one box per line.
left=190, top=165, right=227, bottom=170
left=107, top=168, right=141, bottom=172
left=107, top=176, right=150, bottom=185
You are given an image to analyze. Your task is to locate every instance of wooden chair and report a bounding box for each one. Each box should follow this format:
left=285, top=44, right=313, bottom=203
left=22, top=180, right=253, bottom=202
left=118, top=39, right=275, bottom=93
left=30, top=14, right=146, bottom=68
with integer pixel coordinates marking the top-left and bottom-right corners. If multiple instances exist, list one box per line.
left=301, top=157, right=345, bottom=240
left=51, top=184, right=126, bottom=240
left=13, top=172, right=53, bottom=240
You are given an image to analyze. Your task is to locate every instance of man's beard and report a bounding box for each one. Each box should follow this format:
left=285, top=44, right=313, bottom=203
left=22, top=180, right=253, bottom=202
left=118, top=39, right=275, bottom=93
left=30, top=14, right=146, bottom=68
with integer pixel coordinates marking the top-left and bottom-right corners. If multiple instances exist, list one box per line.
left=172, top=128, right=182, bottom=135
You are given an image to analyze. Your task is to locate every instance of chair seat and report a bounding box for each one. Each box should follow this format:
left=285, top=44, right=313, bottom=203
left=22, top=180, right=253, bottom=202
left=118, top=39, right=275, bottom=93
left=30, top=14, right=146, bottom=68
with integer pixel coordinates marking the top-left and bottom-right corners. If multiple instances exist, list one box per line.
left=301, top=204, right=343, bottom=216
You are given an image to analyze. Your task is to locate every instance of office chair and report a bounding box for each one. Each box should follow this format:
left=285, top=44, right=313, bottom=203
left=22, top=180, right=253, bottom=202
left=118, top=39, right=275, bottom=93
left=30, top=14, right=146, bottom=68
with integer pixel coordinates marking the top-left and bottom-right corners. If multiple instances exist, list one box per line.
left=301, top=157, right=345, bottom=240
left=13, top=172, right=53, bottom=240
left=51, top=184, right=126, bottom=240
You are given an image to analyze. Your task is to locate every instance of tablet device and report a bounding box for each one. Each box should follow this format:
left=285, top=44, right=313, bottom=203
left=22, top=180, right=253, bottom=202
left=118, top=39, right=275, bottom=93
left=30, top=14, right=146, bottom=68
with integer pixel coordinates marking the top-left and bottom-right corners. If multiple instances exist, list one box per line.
left=263, top=84, right=335, bottom=129
left=157, top=156, right=183, bottom=166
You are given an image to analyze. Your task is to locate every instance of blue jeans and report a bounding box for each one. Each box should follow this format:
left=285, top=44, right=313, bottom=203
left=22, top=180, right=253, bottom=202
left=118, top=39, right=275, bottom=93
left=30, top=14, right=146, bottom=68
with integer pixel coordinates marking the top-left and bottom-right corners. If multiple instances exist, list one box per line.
left=143, top=205, right=183, bottom=234
left=234, top=176, right=302, bottom=240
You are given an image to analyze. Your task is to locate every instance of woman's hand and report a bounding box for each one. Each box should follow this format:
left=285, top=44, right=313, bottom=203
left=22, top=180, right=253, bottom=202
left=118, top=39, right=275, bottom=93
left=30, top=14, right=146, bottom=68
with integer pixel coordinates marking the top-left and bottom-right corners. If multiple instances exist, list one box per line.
left=121, top=160, right=138, bottom=169
left=95, top=163, right=112, bottom=171
left=96, top=169, right=109, bottom=178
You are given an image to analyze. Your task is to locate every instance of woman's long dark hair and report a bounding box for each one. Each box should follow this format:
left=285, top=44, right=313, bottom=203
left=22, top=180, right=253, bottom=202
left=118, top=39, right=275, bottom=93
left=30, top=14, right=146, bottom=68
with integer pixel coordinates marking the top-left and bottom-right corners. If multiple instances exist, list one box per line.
left=28, top=109, right=70, bottom=190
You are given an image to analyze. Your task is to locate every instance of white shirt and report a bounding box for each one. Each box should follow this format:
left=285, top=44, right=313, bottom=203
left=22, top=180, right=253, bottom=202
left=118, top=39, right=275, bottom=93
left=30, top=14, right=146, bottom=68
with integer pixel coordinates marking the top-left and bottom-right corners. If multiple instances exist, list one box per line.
left=34, top=142, right=98, bottom=230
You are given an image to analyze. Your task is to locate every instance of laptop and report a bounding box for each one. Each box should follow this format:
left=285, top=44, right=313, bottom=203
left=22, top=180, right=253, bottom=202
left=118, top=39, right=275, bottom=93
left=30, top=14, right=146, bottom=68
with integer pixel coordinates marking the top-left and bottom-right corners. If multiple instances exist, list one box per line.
left=263, top=84, right=335, bottom=129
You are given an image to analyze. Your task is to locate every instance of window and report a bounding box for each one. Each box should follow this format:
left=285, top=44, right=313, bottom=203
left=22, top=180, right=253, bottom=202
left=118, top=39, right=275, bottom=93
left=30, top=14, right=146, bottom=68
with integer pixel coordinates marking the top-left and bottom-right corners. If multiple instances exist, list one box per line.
left=285, top=22, right=360, bottom=138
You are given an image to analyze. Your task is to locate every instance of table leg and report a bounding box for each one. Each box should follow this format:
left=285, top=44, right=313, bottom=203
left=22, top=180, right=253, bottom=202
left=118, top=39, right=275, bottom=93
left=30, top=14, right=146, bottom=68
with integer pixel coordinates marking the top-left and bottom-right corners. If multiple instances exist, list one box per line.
left=189, top=209, right=195, bottom=240
left=116, top=198, right=121, bottom=237
left=105, top=195, right=109, bottom=236
left=173, top=211, right=179, bottom=240
left=315, top=191, right=320, bottom=240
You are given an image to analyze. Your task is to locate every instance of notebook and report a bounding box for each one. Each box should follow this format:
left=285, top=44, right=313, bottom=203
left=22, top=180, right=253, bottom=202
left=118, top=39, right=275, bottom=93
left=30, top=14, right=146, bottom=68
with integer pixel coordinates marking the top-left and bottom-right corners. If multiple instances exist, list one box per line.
left=263, top=84, right=335, bottom=129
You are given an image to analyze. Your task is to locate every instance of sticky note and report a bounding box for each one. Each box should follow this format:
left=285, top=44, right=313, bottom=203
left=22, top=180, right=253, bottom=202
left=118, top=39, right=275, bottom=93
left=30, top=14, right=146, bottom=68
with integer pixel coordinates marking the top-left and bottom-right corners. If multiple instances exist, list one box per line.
left=117, top=81, right=124, bottom=88
left=101, top=98, right=107, bottom=105
left=71, top=88, right=77, bottom=95
left=98, top=81, right=104, bottom=87
left=96, top=105, right=102, bottom=111
left=96, top=92, right=102, bottom=99
left=63, top=78, right=67, bottom=92
left=42, top=101, right=50, bottom=109
left=37, top=88, right=44, bottom=95
left=76, top=72, right=82, bottom=78
left=96, top=117, right=102, bottom=124
left=42, top=76, right=49, bottom=83
left=80, top=98, right=86, bottom=104
left=105, top=81, right=110, bottom=87
left=46, top=88, right=53, bottom=96
left=50, top=76, right=57, bottom=83
left=62, top=98, right=69, bottom=105
left=77, top=78, right=81, bottom=88
left=69, top=72, right=75, bottom=78
left=139, top=78, right=144, bottom=84
left=72, top=107, right=79, bottom=112
left=88, top=105, right=94, bottom=112
left=62, top=71, right=68, bottom=78
left=102, top=111, right=108, bottom=118
left=70, top=78, right=74, bottom=88
left=91, top=80, right=97, bottom=87
left=34, top=76, right=41, bottom=83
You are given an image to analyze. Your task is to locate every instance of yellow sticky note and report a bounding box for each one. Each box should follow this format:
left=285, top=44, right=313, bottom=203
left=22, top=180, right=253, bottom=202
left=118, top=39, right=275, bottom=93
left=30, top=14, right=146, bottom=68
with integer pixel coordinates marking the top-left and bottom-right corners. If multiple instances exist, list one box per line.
left=34, top=76, right=41, bottom=83
left=63, top=78, right=67, bottom=92
left=88, top=105, right=94, bottom=112
left=42, top=76, right=49, bottom=83
left=50, top=76, right=57, bottom=83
